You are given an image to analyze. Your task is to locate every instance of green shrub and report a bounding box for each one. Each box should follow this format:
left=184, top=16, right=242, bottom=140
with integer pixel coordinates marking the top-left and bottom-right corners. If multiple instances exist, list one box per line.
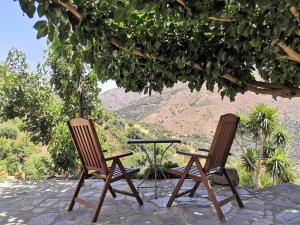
left=24, top=153, right=52, bottom=180
left=0, top=137, right=32, bottom=175
left=48, top=122, right=78, bottom=173
left=265, top=148, right=296, bottom=184
left=104, top=119, right=125, bottom=131
left=238, top=167, right=255, bottom=188
left=0, top=123, right=18, bottom=139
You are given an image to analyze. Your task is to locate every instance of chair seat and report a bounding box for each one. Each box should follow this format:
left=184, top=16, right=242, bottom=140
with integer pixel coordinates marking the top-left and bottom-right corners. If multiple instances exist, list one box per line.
left=94, top=166, right=139, bottom=179
left=168, top=166, right=221, bottom=180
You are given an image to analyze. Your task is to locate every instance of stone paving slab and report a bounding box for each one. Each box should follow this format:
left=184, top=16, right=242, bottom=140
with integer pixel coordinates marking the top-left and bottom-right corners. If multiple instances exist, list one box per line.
left=0, top=179, right=300, bottom=225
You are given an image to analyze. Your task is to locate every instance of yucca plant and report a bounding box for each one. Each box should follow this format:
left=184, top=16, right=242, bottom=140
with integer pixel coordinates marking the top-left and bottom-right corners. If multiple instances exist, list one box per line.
left=241, top=148, right=257, bottom=173
left=265, top=148, right=295, bottom=184
left=237, top=104, right=296, bottom=188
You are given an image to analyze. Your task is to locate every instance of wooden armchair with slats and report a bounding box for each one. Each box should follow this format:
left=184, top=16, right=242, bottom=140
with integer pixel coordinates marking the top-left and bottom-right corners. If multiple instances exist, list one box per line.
left=67, top=118, right=143, bottom=223
left=166, top=114, right=244, bottom=221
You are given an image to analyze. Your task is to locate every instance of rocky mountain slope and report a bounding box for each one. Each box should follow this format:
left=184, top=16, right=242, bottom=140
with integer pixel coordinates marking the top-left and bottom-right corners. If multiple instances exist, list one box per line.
left=100, top=83, right=300, bottom=172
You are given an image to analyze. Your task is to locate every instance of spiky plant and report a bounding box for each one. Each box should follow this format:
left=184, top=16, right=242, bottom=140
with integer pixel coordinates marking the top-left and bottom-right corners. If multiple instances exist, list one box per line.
left=265, top=148, right=295, bottom=184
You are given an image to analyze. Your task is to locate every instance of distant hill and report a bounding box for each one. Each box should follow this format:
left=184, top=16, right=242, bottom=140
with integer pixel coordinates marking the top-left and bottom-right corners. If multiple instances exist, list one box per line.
left=100, top=83, right=300, bottom=173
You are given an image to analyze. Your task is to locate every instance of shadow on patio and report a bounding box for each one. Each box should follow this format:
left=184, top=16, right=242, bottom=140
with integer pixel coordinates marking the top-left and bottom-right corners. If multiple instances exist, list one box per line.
left=1, top=179, right=300, bottom=225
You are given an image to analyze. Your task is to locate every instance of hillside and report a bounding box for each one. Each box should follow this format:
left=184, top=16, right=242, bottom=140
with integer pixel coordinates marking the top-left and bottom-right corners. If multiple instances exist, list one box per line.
left=100, top=83, right=300, bottom=173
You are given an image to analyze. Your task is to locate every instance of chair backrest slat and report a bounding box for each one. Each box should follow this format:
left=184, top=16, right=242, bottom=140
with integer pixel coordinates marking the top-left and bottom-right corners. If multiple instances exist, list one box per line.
left=67, top=118, right=107, bottom=172
left=204, top=114, right=239, bottom=172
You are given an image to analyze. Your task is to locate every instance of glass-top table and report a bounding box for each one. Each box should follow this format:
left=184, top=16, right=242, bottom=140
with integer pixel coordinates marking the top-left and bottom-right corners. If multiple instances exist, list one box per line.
left=127, top=138, right=181, bottom=199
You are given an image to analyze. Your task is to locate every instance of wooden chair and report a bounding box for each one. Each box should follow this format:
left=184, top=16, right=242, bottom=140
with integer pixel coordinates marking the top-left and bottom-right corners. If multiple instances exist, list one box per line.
left=166, top=114, right=244, bottom=221
left=67, top=118, right=143, bottom=223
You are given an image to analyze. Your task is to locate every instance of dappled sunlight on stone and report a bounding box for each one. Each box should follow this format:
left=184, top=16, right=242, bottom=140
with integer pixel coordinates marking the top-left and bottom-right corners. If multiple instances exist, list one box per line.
left=0, top=179, right=300, bottom=224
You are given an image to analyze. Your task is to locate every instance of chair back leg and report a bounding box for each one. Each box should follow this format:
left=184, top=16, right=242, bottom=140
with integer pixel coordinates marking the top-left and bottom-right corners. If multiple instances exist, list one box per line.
left=117, top=159, right=143, bottom=205
left=188, top=181, right=201, bottom=197
left=223, top=169, right=244, bottom=208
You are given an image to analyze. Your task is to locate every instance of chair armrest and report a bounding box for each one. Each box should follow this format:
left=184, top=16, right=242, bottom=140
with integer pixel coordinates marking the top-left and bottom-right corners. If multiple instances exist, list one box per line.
left=176, top=150, right=210, bottom=159
left=198, top=148, right=231, bottom=155
left=105, top=152, right=133, bottom=161
left=198, top=148, right=209, bottom=152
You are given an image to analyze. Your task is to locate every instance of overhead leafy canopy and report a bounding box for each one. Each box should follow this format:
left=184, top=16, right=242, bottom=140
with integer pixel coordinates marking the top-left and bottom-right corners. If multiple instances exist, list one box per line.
left=18, top=0, right=300, bottom=99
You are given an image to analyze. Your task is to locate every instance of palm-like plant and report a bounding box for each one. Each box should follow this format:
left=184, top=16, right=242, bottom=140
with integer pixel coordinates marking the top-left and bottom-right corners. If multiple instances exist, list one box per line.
left=265, top=148, right=295, bottom=184
left=241, top=148, right=257, bottom=173
left=248, top=104, right=278, bottom=188
left=237, top=104, right=296, bottom=188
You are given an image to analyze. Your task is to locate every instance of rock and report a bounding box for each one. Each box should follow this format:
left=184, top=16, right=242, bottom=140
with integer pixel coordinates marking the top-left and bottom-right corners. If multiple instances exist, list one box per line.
left=211, top=168, right=239, bottom=186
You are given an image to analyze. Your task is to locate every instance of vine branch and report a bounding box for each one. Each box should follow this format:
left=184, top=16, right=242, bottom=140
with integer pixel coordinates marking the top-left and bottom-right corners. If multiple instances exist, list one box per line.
left=290, top=5, right=300, bottom=23
left=277, top=42, right=300, bottom=64
left=57, top=0, right=83, bottom=21
left=208, top=16, right=236, bottom=22
left=223, top=74, right=300, bottom=98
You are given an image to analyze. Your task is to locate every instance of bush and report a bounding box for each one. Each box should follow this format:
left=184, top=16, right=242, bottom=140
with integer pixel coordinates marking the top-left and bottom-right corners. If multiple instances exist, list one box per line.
left=48, top=122, right=78, bottom=173
left=24, top=152, right=52, bottom=180
left=143, top=161, right=179, bottom=179
left=0, top=137, right=32, bottom=175
left=104, top=119, right=125, bottom=130
left=238, top=167, right=255, bottom=188
left=0, top=123, right=18, bottom=139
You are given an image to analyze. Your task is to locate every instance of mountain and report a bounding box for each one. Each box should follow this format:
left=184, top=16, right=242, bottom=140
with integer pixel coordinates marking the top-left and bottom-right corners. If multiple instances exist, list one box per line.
left=100, top=83, right=300, bottom=173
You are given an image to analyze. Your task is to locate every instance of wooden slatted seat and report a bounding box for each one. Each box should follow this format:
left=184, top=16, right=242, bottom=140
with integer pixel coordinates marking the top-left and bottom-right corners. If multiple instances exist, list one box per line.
left=167, top=114, right=244, bottom=221
left=67, top=118, right=143, bottom=223
left=92, top=167, right=139, bottom=180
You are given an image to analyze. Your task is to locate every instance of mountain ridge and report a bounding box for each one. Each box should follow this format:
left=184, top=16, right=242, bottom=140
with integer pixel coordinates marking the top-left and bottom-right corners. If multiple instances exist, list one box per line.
left=100, top=83, right=300, bottom=173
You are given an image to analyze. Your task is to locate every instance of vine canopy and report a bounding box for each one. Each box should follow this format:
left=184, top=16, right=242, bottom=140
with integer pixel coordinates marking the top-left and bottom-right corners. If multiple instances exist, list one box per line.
left=18, top=0, right=300, bottom=99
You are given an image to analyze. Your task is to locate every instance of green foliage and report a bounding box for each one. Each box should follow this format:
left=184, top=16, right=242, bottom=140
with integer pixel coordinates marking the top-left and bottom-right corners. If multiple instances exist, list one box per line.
left=237, top=104, right=297, bottom=187
left=0, top=48, right=63, bottom=145
left=0, top=122, right=18, bottom=139
left=240, top=148, right=256, bottom=173
left=248, top=104, right=278, bottom=138
left=17, top=0, right=300, bottom=100
left=265, top=148, right=295, bottom=184
left=24, top=152, right=52, bottom=180
left=48, top=122, right=78, bottom=173
left=238, top=167, right=255, bottom=189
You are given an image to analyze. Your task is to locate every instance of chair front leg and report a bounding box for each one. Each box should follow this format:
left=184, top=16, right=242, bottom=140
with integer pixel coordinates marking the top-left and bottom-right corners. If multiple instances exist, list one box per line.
left=194, top=157, right=225, bottom=221
left=167, top=157, right=194, bottom=207
left=223, top=169, right=244, bottom=208
left=116, top=159, right=143, bottom=205
left=68, top=170, right=85, bottom=211
left=92, top=161, right=116, bottom=223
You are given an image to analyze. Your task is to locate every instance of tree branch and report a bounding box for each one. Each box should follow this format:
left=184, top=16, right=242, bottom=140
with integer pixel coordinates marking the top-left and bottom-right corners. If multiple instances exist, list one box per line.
left=208, top=16, right=236, bottom=22
left=57, top=0, right=83, bottom=21
left=184, top=61, right=205, bottom=71
left=277, top=42, right=300, bottom=64
left=176, top=0, right=186, bottom=7
left=290, top=5, right=300, bottom=23
left=223, top=74, right=300, bottom=98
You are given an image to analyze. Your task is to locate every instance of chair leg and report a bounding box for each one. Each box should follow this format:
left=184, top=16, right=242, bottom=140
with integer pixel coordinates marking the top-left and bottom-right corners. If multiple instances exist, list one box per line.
left=108, top=184, right=117, bottom=198
left=102, top=178, right=116, bottom=198
left=189, top=181, right=201, bottom=197
left=92, top=161, right=117, bottom=223
left=117, top=159, right=143, bottom=205
left=91, top=178, right=110, bottom=223
left=223, top=169, right=244, bottom=208
left=167, top=158, right=194, bottom=207
left=68, top=171, right=85, bottom=211
left=194, top=158, right=225, bottom=221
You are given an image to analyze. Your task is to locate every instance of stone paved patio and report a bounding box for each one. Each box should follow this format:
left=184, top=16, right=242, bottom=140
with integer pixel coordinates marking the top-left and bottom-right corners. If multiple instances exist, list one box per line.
left=0, top=179, right=300, bottom=225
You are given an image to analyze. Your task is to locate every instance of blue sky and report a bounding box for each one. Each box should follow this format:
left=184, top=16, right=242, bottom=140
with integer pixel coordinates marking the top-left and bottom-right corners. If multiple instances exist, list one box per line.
left=0, top=1, right=116, bottom=92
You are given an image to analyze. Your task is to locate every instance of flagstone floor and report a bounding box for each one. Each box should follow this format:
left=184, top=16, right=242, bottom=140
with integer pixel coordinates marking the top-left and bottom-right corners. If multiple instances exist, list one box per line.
left=0, top=179, right=300, bottom=225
